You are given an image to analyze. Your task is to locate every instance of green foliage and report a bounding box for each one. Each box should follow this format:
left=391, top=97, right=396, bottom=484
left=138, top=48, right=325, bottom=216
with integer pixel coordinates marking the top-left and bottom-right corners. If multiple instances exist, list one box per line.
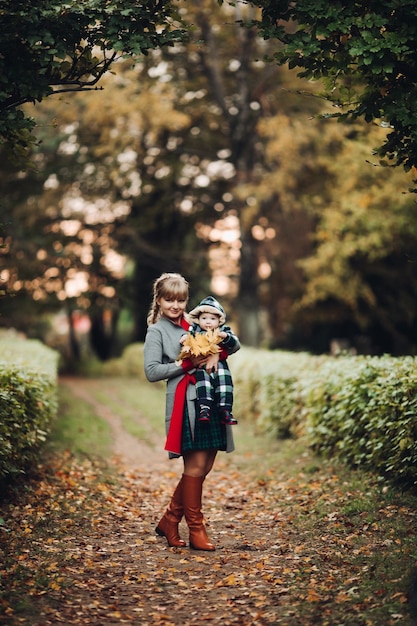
left=0, top=0, right=187, bottom=157
left=232, top=347, right=417, bottom=487
left=245, top=0, right=417, bottom=175
left=0, top=335, right=59, bottom=478
left=307, top=356, right=417, bottom=486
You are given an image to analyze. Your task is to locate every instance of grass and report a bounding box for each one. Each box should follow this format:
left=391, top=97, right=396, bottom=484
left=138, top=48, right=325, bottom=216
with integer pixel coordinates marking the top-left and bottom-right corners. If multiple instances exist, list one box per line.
left=48, top=384, right=114, bottom=458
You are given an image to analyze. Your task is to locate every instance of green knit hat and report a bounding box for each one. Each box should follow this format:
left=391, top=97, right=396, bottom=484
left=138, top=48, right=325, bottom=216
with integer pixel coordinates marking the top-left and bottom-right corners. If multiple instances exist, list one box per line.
left=189, top=296, right=226, bottom=325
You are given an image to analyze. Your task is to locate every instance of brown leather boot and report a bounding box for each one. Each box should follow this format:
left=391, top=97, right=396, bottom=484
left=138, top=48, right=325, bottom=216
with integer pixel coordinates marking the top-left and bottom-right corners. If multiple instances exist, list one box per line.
left=155, top=477, right=186, bottom=547
left=182, top=474, right=215, bottom=551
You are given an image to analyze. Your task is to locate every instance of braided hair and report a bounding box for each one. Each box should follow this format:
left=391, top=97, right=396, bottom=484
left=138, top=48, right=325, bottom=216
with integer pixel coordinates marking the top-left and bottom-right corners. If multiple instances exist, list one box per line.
left=147, top=273, right=189, bottom=326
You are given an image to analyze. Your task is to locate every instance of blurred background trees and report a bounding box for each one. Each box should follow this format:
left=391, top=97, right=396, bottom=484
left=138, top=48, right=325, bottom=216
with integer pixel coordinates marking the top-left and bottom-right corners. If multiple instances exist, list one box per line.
left=1, top=0, right=417, bottom=366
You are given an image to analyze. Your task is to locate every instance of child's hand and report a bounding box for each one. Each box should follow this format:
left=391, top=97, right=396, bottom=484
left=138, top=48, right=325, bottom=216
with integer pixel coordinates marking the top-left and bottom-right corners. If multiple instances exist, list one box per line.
left=179, top=334, right=187, bottom=345
left=219, top=331, right=227, bottom=339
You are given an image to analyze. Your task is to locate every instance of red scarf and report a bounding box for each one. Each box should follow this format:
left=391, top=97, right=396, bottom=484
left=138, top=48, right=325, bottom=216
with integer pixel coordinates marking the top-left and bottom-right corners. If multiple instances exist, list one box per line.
left=164, top=317, right=194, bottom=455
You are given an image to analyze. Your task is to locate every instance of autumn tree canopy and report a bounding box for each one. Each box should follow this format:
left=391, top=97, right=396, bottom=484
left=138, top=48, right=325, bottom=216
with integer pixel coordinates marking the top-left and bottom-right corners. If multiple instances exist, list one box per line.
left=245, top=0, right=417, bottom=176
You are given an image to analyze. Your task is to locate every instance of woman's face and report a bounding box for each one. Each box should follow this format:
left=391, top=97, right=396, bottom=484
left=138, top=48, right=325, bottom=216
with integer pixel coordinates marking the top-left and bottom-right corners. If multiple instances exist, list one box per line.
left=158, top=295, right=188, bottom=324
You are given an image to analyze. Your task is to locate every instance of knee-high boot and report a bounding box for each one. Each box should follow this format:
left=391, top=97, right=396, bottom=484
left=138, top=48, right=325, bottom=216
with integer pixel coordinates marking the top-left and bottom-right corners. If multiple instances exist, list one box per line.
left=155, top=477, right=186, bottom=547
left=182, top=474, right=215, bottom=551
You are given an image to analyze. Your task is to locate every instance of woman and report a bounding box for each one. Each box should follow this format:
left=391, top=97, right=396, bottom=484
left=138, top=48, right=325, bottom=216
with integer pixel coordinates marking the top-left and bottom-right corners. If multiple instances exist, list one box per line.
left=144, top=273, right=240, bottom=551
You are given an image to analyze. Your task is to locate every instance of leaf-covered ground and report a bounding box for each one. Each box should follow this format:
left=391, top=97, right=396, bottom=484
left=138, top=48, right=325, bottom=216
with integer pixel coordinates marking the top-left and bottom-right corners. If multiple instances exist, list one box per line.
left=1, top=378, right=417, bottom=625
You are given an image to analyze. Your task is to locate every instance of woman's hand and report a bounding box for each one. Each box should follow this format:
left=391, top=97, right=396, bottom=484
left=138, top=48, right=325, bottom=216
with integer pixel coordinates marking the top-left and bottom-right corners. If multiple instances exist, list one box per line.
left=190, top=354, right=207, bottom=369
left=204, top=352, right=220, bottom=374
left=190, top=352, right=220, bottom=373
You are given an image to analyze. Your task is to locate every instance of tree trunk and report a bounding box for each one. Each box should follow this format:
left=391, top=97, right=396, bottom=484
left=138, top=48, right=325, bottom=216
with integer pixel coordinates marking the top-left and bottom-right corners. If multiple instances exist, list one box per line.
left=89, top=308, right=119, bottom=361
left=236, top=228, right=261, bottom=346
left=66, top=302, right=81, bottom=362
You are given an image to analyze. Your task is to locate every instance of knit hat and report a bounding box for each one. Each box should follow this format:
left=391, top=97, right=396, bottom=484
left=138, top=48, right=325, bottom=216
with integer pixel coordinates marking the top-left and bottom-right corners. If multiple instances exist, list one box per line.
left=189, top=295, right=226, bottom=325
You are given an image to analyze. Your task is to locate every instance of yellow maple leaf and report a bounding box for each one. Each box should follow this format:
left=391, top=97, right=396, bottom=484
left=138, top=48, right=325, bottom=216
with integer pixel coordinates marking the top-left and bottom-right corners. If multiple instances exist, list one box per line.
left=177, top=328, right=222, bottom=360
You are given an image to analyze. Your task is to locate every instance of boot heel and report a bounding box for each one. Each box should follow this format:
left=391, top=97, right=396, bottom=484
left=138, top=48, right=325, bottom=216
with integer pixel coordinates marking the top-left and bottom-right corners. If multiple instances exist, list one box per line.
left=155, top=518, right=186, bottom=547
left=190, top=540, right=215, bottom=552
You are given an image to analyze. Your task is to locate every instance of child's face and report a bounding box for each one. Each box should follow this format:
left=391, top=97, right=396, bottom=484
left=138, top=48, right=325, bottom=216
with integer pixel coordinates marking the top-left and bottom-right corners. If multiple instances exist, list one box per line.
left=199, top=312, right=220, bottom=331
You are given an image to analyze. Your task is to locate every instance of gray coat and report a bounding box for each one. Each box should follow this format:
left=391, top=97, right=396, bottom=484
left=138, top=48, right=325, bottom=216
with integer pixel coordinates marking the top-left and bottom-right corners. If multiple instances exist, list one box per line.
left=143, top=315, right=238, bottom=458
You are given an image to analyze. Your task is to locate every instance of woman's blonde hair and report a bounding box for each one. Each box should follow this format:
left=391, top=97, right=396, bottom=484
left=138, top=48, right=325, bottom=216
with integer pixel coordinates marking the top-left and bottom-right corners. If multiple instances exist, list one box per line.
left=147, top=273, right=189, bottom=326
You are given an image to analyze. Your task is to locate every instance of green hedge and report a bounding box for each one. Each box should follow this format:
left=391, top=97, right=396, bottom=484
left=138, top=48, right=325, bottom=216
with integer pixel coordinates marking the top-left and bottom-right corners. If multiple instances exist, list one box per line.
left=0, top=336, right=59, bottom=479
left=306, top=356, right=417, bottom=485
left=101, top=342, right=146, bottom=379
left=231, top=348, right=417, bottom=486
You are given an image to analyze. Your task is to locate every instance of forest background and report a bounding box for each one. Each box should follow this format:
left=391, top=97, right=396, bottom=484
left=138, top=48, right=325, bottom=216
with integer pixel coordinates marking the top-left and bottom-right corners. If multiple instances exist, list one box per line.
left=2, top=0, right=417, bottom=366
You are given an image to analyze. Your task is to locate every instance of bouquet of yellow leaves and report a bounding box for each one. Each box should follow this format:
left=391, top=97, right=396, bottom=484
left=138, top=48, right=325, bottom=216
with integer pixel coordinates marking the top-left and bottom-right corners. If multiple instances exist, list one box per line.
left=177, top=328, right=223, bottom=362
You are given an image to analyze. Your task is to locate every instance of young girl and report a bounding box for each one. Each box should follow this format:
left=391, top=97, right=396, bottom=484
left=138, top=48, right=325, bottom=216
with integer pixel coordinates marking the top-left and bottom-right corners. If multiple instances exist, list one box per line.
left=143, top=273, right=239, bottom=551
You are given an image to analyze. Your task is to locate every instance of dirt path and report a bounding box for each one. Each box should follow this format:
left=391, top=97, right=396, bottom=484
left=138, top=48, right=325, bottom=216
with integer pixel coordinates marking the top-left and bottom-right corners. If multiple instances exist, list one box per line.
left=62, top=377, right=164, bottom=469
left=1, top=378, right=416, bottom=626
